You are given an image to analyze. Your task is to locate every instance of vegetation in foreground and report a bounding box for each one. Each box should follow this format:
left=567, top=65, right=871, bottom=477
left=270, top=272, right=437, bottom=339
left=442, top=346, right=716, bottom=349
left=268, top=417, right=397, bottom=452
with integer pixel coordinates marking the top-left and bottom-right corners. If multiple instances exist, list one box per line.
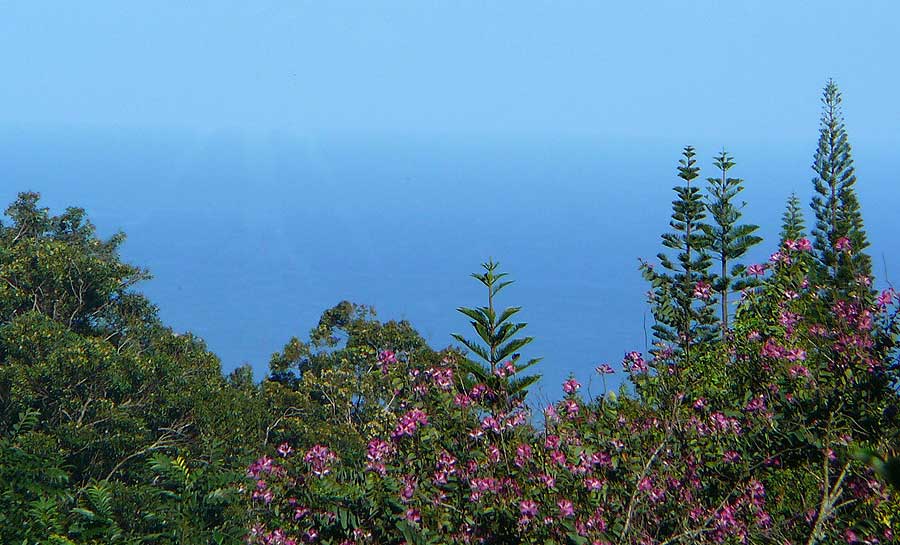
left=1, top=81, right=898, bottom=544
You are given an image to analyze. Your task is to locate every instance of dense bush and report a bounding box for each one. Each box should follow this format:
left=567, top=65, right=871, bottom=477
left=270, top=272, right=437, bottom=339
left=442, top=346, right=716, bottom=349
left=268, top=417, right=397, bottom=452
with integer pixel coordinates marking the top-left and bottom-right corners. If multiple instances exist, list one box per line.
left=241, top=252, right=899, bottom=544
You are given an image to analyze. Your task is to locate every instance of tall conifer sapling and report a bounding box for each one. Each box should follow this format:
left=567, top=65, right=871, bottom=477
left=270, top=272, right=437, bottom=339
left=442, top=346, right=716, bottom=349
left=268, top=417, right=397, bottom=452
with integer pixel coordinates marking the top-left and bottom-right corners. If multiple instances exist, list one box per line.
left=809, top=80, right=872, bottom=292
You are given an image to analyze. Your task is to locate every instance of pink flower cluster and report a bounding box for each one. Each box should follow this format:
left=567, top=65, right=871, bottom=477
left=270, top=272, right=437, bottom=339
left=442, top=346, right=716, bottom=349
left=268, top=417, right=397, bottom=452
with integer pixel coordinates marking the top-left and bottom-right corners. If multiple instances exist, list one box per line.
left=746, top=263, right=768, bottom=276
left=562, top=377, right=581, bottom=394
left=693, top=280, right=712, bottom=299
left=378, top=349, right=397, bottom=373
left=365, top=438, right=393, bottom=475
left=493, top=360, right=516, bottom=378
left=783, top=237, right=812, bottom=252
left=304, top=445, right=338, bottom=477
left=392, top=408, right=428, bottom=439
left=623, top=351, right=648, bottom=374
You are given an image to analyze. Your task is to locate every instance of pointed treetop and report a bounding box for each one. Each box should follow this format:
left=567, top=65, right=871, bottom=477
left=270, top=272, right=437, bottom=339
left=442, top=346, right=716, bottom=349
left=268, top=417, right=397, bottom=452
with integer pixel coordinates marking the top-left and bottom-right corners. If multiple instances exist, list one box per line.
left=809, top=79, right=872, bottom=289
left=780, top=192, right=806, bottom=243
left=678, top=146, right=700, bottom=183
left=703, top=149, right=761, bottom=330
left=452, top=260, right=541, bottom=405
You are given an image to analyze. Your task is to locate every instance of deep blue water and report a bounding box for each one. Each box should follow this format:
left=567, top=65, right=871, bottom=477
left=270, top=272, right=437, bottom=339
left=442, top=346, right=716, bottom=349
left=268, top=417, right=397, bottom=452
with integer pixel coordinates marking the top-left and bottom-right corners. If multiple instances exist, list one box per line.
left=1, top=126, right=897, bottom=401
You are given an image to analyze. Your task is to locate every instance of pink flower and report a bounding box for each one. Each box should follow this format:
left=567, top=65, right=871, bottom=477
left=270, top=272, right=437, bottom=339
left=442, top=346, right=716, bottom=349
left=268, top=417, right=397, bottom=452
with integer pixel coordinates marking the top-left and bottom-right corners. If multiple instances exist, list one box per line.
left=878, top=288, right=896, bottom=309
left=378, top=349, right=397, bottom=373
left=557, top=499, right=575, bottom=518
left=470, top=383, right=489, bottom=400
left=549, top=449, right=567, bottom=466
left=835, top=237, right=852, bottom=252
left=746, top=263, right=768, bottom=276
left=481, top=416, right=501, bottom=433
left=562, top=377, right=581, bottom=394
left=623, top=351, right=648, bottom=374
left=365, top=438, right=393, bottom=474
left=494, top=360, right=516, bottom=378
left=785, top=237, right=812, bottom=252
left=779, top=310, right=801, bottom=330
left=392, top=409, right=428, bottom=439
left=519, top=499, right=539, bottom=517
left=693, top=280, right=712, bottom=299
left=744, top=394, right=767, bottom=413
left=405, top=508, right=421, bottom=524
left=399, top=476, right=417, bottom=502
left=544, top=435, right=560, bottom=449
left=784, top=348, right=806, bottom=361
left=486, top=444, right=501, bottom=464
left=514, top=443, right=533, bottom=467
left=304, top=444, right=338, bottom=476
left=276, top=442, right=294, bottom=457
left=429, top=366, right=454, bottom=390
left=638, top=476, right=653, bottom=492
left=595, top=363, right=614, bottom=375
left=590, top=451, right=612, bottom=467
left=544, top=404, right=559, bottom=421
left=760, top=338, right=784, bottom=359
left=247, top=455, right=277, bottom=478
left=723, top=450, right=740, bottom=463
left=538, top=473, right=556, bottom=488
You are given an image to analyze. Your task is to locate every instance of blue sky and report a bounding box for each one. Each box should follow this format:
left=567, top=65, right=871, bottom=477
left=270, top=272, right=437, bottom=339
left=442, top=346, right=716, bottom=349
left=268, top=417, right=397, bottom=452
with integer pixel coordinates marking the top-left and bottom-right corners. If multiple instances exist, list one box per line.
left=1, top=3, right=898, bottom=397
left=2, top=2, right=898, bottom=146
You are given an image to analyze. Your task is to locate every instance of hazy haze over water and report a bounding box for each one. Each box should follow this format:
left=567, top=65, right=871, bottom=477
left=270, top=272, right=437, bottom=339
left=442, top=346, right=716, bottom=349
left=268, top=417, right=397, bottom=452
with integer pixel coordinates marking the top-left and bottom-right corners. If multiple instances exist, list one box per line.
left=1, top=127, right=897, bottom=399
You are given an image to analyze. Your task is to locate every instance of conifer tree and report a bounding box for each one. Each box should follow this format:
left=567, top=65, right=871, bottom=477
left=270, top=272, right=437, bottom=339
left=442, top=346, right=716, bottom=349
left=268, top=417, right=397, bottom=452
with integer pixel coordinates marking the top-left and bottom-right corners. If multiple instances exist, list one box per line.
left=641, top=146, right=717, bottom=360
left=452, top=259, right=541, bottom=407
left=779, top=192, right=806, bottom=244
left=809, top=80, right=872, bottom=289
left=702, top=150, right=762, bottom=330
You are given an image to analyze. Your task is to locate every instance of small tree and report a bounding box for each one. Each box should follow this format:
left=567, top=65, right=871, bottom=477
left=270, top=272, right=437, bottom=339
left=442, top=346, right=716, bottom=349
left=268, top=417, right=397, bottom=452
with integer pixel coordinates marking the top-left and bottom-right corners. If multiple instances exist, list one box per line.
left=642, top=146, right=717, bottom=360
left=779, top=192, right=807, bottom=244
left=452, top=260, right=540, bottom=406
left=810, top=80, right=872, bottom=291
left=702, top=150, right=762, bottom=330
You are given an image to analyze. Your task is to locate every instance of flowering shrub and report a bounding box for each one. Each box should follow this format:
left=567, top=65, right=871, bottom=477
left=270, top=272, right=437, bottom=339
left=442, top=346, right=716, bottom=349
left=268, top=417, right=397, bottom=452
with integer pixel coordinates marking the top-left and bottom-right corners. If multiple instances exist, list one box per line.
left=243, top=242, right=899, bottom=545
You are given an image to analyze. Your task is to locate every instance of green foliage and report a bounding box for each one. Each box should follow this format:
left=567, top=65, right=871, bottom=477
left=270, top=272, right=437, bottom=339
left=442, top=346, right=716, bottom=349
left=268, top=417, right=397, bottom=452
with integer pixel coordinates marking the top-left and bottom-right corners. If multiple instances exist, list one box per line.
left=0, top=410, right=72, bottom=544
left=264, top=300, right=446, bottom=463
left=0, top=193, right=264, bottom=543
left=853, top=448, right=900, bottom=492
left=138, top=447, right=246, bottom=544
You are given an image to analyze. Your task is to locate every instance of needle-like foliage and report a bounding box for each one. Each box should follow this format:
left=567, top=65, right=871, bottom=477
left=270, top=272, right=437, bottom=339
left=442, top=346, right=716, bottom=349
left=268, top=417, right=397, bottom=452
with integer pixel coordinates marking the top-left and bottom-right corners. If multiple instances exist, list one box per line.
left=452, top=259, right=541, bottom=406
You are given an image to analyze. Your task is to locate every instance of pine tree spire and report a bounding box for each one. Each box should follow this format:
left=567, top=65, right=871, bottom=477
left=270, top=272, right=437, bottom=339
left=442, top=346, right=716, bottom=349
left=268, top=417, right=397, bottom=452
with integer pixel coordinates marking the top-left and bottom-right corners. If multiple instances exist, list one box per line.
left=702, top=150, right=762, bottom=331
left=452, top=259, right=541, bottom=407
left=779, top=192, right=806, bottom=244
left=641, top=146, right=716, bottom=361
left=809, top=80, right=872, bottom=289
